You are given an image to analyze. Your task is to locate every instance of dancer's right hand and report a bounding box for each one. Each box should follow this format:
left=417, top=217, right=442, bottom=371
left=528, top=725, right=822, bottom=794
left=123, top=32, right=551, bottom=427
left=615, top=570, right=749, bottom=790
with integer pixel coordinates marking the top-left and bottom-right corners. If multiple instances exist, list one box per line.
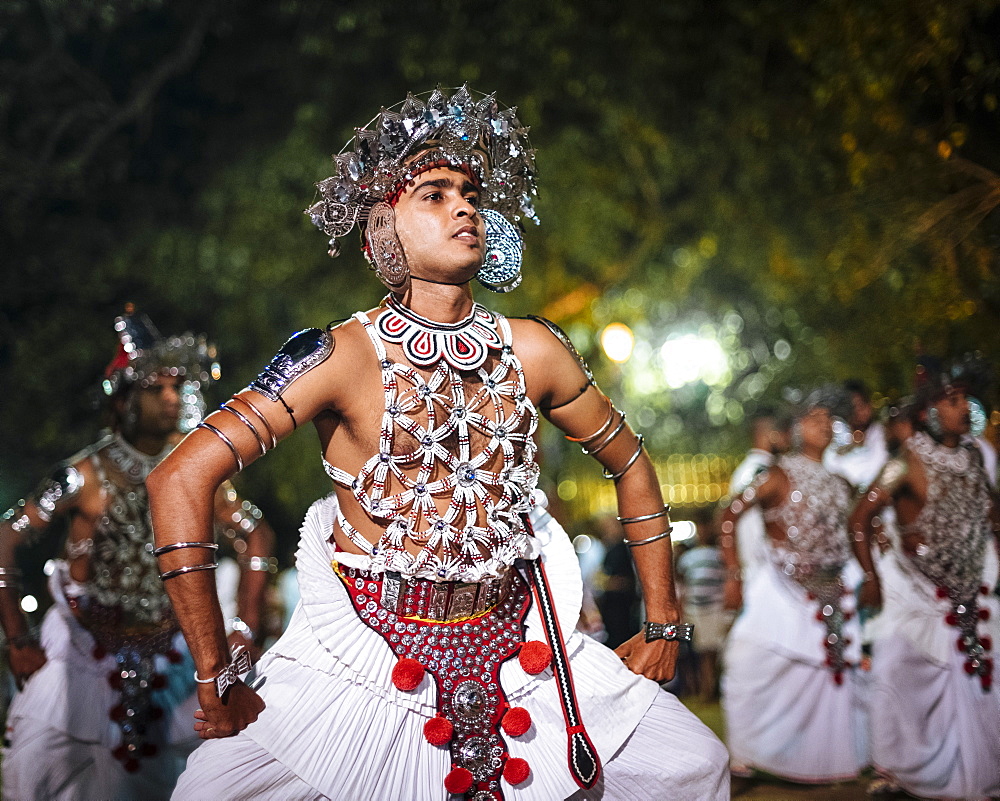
left=858, top=575, right=882, bottom=611
left=194, top=680, right=266, bottom=739
left=8, top=642, right=46, bottom=688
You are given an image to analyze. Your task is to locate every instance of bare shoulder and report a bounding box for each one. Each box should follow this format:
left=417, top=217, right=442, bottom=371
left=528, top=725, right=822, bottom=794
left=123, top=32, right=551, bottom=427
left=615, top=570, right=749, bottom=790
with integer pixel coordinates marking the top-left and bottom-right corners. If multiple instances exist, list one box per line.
left=507, top=315, right=595, bottom=406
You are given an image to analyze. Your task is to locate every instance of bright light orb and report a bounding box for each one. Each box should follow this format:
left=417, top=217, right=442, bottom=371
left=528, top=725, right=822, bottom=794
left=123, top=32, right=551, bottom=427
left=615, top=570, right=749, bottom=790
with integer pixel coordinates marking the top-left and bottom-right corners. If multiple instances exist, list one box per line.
left=20, top=594, right=38, bottom=613
left=600, top=323, right=635, bottom=364
left=660, top=335, right=728, bottom=388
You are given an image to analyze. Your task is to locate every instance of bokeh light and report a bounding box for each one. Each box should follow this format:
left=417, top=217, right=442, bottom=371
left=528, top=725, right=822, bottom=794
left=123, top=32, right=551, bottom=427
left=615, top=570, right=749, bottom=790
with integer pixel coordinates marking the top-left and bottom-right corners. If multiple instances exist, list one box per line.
left=600, top=323, right=635, bottom=363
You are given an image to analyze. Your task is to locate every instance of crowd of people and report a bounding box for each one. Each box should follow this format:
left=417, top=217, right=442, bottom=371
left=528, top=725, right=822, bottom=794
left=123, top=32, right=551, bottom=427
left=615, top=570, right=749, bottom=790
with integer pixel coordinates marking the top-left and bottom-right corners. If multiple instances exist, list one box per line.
left=643, top=376, right=998, bottom=800
left=0, top=82, right=995, bottom=801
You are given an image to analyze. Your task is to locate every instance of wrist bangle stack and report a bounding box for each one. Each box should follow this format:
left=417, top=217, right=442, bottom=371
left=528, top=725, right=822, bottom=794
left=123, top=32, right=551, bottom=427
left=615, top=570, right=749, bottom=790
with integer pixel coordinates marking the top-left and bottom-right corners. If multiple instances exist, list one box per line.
left=154, top=541, right=220, bottom=581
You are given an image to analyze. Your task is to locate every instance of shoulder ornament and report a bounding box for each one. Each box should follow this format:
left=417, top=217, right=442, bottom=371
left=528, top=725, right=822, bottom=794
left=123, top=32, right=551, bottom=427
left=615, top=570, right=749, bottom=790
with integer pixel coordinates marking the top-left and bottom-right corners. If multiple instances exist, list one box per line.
left=525, top=315, right=595, bottom=385
left=875, top=457, right=908, bottom=497
left=32, top=464, right=86, bottom=522
left=247, top=328, right=335, bottom=401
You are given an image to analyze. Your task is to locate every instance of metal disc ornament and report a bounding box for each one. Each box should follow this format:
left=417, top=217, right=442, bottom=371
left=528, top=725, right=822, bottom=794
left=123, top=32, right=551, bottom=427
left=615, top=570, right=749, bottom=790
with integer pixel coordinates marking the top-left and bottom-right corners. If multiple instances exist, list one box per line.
left=477, top=208, right=523, bottom=293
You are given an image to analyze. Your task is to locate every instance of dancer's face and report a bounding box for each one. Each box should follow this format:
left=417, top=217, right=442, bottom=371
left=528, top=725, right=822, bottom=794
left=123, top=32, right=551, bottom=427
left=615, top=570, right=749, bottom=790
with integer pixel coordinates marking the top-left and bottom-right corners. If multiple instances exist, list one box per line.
left=799, top=406, right=833, bottom=451
left=393, top=166, right=485, bottom=283
left=135, top=373, right=182, bottom=437
left=932, top=391, right=970, bottom=437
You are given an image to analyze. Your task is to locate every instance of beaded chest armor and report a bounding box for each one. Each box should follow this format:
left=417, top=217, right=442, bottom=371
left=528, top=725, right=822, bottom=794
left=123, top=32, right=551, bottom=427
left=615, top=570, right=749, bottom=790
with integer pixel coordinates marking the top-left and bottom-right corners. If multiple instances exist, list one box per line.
left=325, top=298, right=539, bottom=583
left=902, top=432, right=994, bottom=688
left=66, top=434, right=185, bottom=772
left=763, top=453, right=853, bottom=681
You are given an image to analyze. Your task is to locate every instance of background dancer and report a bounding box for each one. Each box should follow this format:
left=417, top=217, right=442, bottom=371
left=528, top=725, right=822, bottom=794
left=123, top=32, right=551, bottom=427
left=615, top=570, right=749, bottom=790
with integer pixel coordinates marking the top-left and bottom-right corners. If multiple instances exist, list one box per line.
left=850, top=362, right=1000, bottom=799
left=719, top=389, right=868, bottom=783
left=0, top=308, right=274, bottom=801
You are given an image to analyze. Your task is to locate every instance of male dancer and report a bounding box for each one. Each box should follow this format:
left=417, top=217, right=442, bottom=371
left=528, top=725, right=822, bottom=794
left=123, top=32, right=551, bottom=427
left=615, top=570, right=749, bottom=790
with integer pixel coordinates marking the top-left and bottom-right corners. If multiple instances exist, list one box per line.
left=824, top=379, right=888, bottom=492
left=726, top=407, right=790, bottom=583
left=0, top=309, right=274, bottom=800
left=850, top=368, right=1000, bottom=799
left=150, top=86, right=729, bottom=800
left=720, top=390, right=867, bottom=782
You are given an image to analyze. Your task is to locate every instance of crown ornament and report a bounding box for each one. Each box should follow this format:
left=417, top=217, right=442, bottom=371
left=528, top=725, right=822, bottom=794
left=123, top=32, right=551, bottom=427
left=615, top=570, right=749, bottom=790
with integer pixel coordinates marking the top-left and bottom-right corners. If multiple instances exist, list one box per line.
left=306, top=85, right=539, bottom=258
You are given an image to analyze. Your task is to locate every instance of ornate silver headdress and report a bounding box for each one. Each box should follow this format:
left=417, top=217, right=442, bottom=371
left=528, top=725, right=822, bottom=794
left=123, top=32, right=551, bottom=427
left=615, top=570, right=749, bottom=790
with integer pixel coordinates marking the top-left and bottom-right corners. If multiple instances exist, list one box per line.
left=103, top=305, right=221, bottom=433
left=306, top=84, right=539, bottom=259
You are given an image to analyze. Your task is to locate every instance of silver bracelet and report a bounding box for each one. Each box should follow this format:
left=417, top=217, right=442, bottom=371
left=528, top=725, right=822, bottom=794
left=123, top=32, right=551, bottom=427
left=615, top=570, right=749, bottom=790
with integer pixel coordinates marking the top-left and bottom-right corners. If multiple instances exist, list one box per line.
left=229, top=616, right=255, bottom=642
left=152, top=541, right=220, bottom=557
left=644, top=621, right=694, bottom=643
left=194, top=643, right=253, bottom=697
left=158, top=562, right=218, bottom=581
left=233, top=396, right=278, bottom=450
left=617, top=506, right=670, bottom=525
left=197, top=422, right=244, bottom=472
left=220, top=404, right=269, bottom=456
left=625, top=528, right=673, bottom=548
left=581, top=413, right=628, bottom=456
left=603, top=435, right=645, bottom=481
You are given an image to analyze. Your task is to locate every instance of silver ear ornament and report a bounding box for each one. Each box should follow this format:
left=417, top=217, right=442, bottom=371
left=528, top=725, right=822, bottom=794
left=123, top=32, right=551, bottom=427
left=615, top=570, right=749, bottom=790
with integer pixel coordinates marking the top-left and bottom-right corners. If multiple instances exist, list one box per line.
left=366, top=201, right=410, bottom=291
left=477, top=208, right=523, bottom=293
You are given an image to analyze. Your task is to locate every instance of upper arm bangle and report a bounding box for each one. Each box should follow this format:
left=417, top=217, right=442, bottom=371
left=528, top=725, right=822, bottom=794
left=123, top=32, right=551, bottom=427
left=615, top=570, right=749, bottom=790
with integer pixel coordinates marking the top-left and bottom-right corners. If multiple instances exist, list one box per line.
left=602, top=434, right=644, bottom=480
left=624, top=528, right=672, bottom=547
left=582, top=413, right=627, bottom=456
left=197, top=422, right=244, bottom=472
left=152, top=541, right=220, bottom=557
left=564, top=396, right=614, bottom=443
left=617, top=506, right=670, bottom=525
left=158, top=562, right=219, bottom=581
left=220, top=404, right=269, bottom=456
left=232, top=396, right=278, bottom=449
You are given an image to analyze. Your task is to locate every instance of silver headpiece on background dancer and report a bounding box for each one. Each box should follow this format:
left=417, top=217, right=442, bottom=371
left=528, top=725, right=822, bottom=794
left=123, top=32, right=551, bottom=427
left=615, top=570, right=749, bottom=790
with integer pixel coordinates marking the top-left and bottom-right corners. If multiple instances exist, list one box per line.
left=102, top=304, right=221, bottom=433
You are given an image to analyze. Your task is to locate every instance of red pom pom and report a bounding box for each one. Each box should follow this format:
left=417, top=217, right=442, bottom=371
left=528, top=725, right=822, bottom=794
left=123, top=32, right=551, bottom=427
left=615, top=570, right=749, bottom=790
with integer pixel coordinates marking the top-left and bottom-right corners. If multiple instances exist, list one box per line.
left=92, top=644, right=107, bottom=660
left=391, top=658, right=425, bottom=691
left=109, top=705, right=126, bottom=722
left=815, top=610, right=825, bottom=622
left=444, top=767, right=473, bottom=794
left=519, top=641, right=552, bottom=675
left=945, top=613, right=958, bottom=626
left=979, top=608, right=991, bottom=621
left=502, top=706, right=532, bottom=737
left=107, top=672, right=123, bottom=689
left=423, top=715, right=453, bottom=746
left=833, top=671, right=844, bottom=686
left=982, top=636, right=993, bottom=652
left=958, top=637, right=968, bottom=653
left=167, top=649, right=183, bottom=664
left=936, top=585, right=949, bottom=599
left=503, top=757, right=531, bottom=785
left=151, top=673, right=167, bottom=689
left=983, top=675, right=994, bottom=691
left=124, top=758, right=140, bottom=773
left=981, top=585, right=990, bottom=596
left=112, top=745, right=128, bottom=761
left=964, top=660, right=976, bottom=674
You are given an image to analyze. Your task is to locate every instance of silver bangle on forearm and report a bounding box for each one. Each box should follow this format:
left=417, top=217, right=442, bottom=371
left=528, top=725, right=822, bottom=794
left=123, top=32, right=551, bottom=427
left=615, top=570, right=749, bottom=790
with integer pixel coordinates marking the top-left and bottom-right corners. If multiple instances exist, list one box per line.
left=220, top=404, right=269, bottom=456
left=644, top=621, right=694, bottom=643
left=581, top=413, right=628, bottom=456
left=158, top=563, right=219, bottom=581
left=624, top=527, right=673, bottom=548
left=197, top=421, right=244, bottom=472
left=194, top=643, right=253, bottom=697
left=153, top=542, right=220, bottom=557
left=602, top=434, right=645, bottom=481
left=0, top=566, right=23, bottom=590
left=617, top=506, right=670, bottom=525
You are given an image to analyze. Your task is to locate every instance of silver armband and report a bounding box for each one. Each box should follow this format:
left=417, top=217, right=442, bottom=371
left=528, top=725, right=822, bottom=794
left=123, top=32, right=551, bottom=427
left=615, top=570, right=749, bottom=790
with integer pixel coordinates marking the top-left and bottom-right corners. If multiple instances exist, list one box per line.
left=247, top=328, right=334, bottom=402
left=644, top=621, right=694, bottom=643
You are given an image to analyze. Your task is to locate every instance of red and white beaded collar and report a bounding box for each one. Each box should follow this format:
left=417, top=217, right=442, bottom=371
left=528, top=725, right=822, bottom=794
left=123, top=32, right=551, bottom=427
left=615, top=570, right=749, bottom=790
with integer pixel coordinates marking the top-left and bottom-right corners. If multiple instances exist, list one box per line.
left=375, top=295, right=503, bottom=371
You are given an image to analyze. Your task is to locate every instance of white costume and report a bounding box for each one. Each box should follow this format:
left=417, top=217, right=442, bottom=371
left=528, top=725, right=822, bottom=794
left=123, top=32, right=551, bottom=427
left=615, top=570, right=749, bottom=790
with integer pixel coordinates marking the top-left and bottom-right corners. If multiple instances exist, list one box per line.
left=868, top=433, right=1000, bottom=799
left=2, top=435, right=201, bottom=801
left=722, top=453, right=868, bottom=782
left=174, top=300, right=729, bottom=800
left=823, top=420, right=888, bottom=492
left=728, top=448, right=772, bottom=583
left=176, top=496, right=728, bottom=800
